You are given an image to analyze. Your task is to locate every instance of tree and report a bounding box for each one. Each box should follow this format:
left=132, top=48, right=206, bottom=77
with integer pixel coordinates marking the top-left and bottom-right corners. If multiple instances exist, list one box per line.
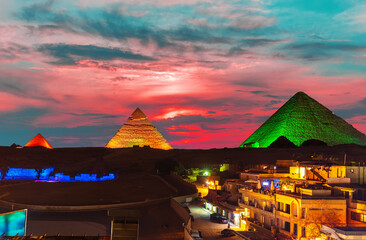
left=303, top=206, right=343, bottom=239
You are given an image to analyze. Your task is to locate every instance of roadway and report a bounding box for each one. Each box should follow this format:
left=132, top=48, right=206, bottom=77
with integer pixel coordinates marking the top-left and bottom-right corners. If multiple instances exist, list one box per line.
left=189, top=202, right=243, bottom=240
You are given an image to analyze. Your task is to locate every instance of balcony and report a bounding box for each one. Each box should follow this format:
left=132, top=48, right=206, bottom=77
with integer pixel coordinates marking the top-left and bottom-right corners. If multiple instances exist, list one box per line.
left=239, top=187, right=274, bottom=197
left=246, top=218, right=274, bottom=237
left=349, top=199, right=366, bottom=210
left=238, top=199, right=274, bottom=214
left=277, top=210, right=291, bottom=219
left=264, top=206, right=274, bottom=213
left=276, top=190, right=345, bottom=200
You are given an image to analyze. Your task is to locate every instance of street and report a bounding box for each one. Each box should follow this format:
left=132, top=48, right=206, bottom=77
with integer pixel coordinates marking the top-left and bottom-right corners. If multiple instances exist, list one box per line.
left=189, top=202, right=243, bottom=240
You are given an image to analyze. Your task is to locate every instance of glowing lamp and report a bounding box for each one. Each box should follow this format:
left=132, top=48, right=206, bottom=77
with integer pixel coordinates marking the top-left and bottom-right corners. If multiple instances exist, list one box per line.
left=262, top=181, right=270, bottom=187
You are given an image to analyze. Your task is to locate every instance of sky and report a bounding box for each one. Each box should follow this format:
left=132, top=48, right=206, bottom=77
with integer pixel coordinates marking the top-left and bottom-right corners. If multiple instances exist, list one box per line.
left=0, top=0, right=366, bottom=149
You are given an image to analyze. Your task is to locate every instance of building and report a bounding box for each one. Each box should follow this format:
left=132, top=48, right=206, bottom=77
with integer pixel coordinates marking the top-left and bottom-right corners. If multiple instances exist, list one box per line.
left=224, top=160, right=366, bottom=240
left=319, top=225, right=366, bottom=240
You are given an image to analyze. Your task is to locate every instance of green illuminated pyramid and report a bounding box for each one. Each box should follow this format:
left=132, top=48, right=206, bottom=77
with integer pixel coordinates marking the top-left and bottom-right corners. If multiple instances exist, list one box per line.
left=240, top=92, right=366, bottom=148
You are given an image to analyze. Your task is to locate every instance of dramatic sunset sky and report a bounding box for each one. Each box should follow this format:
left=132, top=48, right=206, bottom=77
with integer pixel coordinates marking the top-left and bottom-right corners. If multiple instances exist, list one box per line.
left=1, top=0, right=366, bottom=148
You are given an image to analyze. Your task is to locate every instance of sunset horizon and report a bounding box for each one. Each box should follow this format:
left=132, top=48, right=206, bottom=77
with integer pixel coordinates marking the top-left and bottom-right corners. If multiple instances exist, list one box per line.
left=1, top=1, right=366, bottom=149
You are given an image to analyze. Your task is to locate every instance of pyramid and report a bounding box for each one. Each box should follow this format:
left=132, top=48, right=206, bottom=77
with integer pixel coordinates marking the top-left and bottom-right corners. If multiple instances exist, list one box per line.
left=105, top=108, right=173, bottom=150
left=24, top=133, right=53, bottom=149
left=240, top=92, right=366, bottom=148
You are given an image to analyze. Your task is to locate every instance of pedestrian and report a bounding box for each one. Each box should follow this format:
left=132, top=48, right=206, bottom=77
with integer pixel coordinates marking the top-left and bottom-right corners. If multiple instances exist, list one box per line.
left=228, top=223, right=230, bottom=229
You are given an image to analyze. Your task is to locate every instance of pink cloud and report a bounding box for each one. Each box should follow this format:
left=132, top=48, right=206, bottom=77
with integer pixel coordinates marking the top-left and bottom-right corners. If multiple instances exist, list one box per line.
left=1, top=8, right=366, bottom=149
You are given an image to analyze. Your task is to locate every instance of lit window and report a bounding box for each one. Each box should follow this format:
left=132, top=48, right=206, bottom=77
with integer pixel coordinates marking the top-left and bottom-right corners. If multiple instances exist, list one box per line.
left=351, top=212, right=366, bottom=223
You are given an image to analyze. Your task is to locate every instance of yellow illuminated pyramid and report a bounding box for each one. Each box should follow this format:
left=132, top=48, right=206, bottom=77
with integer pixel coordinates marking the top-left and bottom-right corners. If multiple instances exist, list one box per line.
left=106, top=108, right=173, bottom=149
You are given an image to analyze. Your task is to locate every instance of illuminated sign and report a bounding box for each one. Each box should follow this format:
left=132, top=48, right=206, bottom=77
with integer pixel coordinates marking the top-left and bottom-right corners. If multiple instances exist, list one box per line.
left=0, top=209, right=27, bottom=236
left=262, top=181, right=270, bottom=187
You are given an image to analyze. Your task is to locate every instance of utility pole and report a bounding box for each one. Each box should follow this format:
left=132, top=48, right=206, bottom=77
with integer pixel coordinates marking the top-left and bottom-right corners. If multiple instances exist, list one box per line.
left=362, top=162, right=365, bottom=185
left=359, top=162, right=361, bottom=185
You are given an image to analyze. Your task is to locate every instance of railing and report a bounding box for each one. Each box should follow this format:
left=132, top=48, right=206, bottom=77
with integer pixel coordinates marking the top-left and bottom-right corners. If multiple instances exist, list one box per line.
left=277, top=210, right=291, bottom=219
left=246, top=218, right=274, bottom=237
left=277, top=209, right=290, bottom=214
left=240, top=187, right=275, bottom=196
left=351, top=199, right=366, bottom=204
left=264, top=207, right=274, bottom=213
left=276, top=190, right=345, bottom=199
left=238, top=199, right=274, bottom=213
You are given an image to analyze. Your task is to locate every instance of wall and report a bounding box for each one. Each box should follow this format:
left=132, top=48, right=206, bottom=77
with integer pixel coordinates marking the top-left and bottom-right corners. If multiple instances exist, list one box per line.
left=346, top=166, right=366, bottom=184
left=348, top=200, right=366, bottom=227
left=170, top=198, right=191, bottom=224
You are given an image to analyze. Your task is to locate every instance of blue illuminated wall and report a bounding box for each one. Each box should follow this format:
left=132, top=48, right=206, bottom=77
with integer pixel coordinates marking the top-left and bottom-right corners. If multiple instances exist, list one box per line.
left=39, top=167, right=54, bottom=180
left=0, top=209, right=27, bottom=236
left=4, top=168, right=37, bottom=180
left=1, top=167, right=115, bottom=182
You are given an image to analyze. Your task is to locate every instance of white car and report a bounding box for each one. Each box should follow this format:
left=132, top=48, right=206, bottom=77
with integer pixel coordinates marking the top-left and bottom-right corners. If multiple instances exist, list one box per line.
left=191, top=229, right=203, bottom=239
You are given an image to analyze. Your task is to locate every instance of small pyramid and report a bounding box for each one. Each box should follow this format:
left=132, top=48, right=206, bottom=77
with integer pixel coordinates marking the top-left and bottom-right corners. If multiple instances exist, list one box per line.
left=105, top=108, right=173, bottom=150
left=24, top=133, right=53, bottom=149
left=240, top=92, right=366, bottom=147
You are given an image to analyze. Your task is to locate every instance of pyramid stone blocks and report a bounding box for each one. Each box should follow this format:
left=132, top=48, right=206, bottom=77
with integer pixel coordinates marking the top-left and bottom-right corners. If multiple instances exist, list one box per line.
left=240, top=92, right=366, bottom=148
left=106, top=108, right=172, bottom=150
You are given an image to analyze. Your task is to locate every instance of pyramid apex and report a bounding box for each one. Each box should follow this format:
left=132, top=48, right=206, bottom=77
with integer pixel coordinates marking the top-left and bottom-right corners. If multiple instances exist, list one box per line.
left=293, top=91, right=309, bottom=97
left=131, top=107, right=147, bottom=120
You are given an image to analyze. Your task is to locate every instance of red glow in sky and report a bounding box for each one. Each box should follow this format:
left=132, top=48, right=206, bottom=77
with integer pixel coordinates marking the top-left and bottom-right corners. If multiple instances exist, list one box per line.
left=0, top=1, right=366, bottom=148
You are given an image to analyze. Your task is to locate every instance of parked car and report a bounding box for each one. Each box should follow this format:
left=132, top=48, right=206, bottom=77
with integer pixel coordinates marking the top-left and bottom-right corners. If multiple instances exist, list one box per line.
left=191, top=229, right=203, bottom=239
left=210, top=213, right=220, bottom=220
left=210, top=213, right=228, bottom=223
left=221, top=228, right=236, bottom=237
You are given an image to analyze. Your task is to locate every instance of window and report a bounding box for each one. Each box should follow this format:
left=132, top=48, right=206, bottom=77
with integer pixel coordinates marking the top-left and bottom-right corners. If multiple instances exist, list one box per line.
left=278, top=202, right=285, bottom=212
left=345, top=191, right=349, bottom=199
left=302, top=227, right=306, bottom=237
left=294, top=224, right=298, bottom=235
left=285, top=204, right=291, bottom=214
left=302, top=208, right=306, bottom=219
left=351, top=211, right=366, bottom=222
left=285, top=221, right=290, bottom=232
